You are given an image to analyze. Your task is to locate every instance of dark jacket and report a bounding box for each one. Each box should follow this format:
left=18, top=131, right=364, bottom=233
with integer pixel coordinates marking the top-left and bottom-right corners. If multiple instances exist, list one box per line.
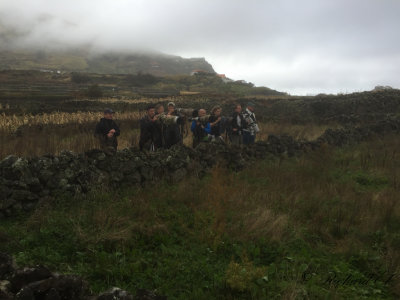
left=153, top=114, right=165, bottom=149
left=231, top=112, right=246, bottom=135
left=209, top=115, right=222, bottom=137
left=94, top=118, right=120, bottom=150
left=164, top=112, right=182, bottom=149
left=139, top=116, right=156, bottom=150
left=95, top=118, right=121, bottom=137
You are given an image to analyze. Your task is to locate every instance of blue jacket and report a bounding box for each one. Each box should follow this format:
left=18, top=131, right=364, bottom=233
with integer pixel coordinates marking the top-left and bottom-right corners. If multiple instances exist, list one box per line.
left=191, top=120, right=211, bottom=137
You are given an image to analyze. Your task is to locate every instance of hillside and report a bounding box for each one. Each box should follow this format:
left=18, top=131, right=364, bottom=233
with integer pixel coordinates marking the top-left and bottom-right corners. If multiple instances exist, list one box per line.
left=0, top=49, right=215, bottom=76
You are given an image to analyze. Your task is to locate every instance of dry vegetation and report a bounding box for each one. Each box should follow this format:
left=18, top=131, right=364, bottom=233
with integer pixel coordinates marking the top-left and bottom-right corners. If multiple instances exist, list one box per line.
left=4, top=134, right=399, bottom=298
left=0, top=111, right=141, bottom=133
left=0, top=117, right=332, bottom=159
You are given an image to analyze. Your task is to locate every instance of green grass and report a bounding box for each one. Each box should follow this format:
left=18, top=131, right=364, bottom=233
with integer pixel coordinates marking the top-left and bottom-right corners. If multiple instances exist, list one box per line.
left=1, top=136, right=400, bottom=299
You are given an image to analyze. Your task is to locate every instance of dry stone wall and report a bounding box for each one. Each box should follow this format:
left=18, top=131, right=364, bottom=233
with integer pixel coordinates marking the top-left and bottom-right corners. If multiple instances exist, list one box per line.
left=1, top=117, right=400, bottom=218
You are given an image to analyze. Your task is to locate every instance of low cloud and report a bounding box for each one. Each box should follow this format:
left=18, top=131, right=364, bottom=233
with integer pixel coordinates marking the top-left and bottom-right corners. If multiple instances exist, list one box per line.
left=0, top=0, right=399, bottom=94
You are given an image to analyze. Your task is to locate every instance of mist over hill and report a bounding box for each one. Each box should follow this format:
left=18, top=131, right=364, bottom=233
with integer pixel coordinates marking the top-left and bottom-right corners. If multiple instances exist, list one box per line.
left=0, top=48, right=215, bottom=76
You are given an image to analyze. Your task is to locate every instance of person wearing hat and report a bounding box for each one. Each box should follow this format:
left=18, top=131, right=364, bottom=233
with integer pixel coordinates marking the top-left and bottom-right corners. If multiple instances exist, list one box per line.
left=94, top=108, right=120, bottom=154
left=139, top=105, right=157, bottom=151
left=242, top=102, right=259, bottom=145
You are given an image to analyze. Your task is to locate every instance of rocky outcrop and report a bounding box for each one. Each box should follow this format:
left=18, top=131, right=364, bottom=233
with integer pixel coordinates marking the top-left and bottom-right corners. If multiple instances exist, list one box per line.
left=1, top=117, right=400, bottom=218
left=0, top=253, right=165, bottom=299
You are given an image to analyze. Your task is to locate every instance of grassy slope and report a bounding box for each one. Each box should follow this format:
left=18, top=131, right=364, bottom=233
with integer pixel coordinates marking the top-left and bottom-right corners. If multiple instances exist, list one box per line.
left=1, top=135, right=400, bottom=299
left=0, top=50, right=215, bottom=75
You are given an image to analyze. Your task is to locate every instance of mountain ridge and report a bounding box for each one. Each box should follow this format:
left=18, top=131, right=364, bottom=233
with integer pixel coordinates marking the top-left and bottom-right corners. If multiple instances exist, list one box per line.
left=0, top=49, right=215, bottom=76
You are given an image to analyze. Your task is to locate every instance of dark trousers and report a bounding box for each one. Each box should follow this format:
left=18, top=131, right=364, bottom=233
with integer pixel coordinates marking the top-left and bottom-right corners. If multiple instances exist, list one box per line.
left=230, top=134, right=242, bottom=146
left=243, top=131, right=255, bottom=145
left=99, top=136, right=118, bottom=154
left=165, top=126, right=181, bottom=149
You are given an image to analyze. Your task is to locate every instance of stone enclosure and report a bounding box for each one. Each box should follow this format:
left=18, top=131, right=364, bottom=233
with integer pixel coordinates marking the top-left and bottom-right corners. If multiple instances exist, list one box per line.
left=1, top=117, right=400, bottom=218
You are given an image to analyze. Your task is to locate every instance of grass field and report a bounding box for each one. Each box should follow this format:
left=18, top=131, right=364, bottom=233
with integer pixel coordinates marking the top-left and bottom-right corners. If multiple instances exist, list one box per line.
left=0, top=117, right=333, bottom=159
left=1, top=71, right=400, bottom=298
left=1, top=134, right=399, bottom=299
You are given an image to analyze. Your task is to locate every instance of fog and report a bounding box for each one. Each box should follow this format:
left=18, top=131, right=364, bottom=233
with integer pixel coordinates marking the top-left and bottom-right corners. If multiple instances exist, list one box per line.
left=1, top=0, right=399, bottom=95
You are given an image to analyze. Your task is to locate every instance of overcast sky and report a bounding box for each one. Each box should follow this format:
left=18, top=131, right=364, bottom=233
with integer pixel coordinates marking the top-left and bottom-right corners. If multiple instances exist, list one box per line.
left=0, top=0, right=399, bottom=95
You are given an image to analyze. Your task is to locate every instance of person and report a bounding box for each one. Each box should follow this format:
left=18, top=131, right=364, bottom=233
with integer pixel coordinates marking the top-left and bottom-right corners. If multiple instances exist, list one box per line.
left=163, top=102, right=184, bottom=148
left=191, top=109, right=211, bottom=148
left=94, top=108, right=120, bottom=154
left=242, top=102, right=259, bottom=145
left=208, top=105, right=224, bottom=143
left=153, top=104, right=165, bottom=149
left=139, top=105, right=157, bottom=151
left=230, top=104, right=246, bottom=146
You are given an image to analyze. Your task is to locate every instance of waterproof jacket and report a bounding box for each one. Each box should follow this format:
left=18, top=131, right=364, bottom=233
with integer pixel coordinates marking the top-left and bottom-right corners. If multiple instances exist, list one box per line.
left=153, top=114, right=165, bottom=149
left=231, top=112, right=247, bottom=135
left=95, top=118, right=120, bottom=137
left=139, top=115, right=156, bottom=150
left=209, top=115, right=222, bottom=137
left=191, top=120, right=211, bottom=140
left=94, top=118, right=120, bottom=151
left=242, top=109, right=258, bottom=135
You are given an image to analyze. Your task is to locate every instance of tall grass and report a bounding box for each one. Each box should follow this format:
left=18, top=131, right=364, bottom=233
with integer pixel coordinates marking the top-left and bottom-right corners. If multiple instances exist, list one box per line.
left=1, top=135, right=399, bottom=298
left=0, top=110, right=332, bottom=159
left=0, top=120, right=140, bottom=158
left=0, top=111, right=141, bottom=133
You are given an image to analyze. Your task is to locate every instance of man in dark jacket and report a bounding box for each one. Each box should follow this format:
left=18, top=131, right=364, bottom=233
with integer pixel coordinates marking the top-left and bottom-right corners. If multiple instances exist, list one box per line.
left=153, top=104, right=165, bottom=149
left=139, top=105, right=156, bottom=151
left=230, top=104, right=246, bottom=146
left=94, top=108, right=120, bottom=154
left=208, top=105, right=224, bottom=143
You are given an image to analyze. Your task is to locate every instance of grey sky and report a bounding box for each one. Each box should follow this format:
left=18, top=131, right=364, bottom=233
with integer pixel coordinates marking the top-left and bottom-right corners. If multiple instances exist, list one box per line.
left=0, top=0, right=399, bottom=95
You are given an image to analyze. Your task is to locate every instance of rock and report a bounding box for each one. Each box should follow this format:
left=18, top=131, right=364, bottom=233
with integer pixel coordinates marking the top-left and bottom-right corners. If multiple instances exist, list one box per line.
left=97, top=287, right=134, bottom=300
left=110, top=171, right=124, bottom=183
left=0, top=155, right=18, bottom=169
left=15, top=286, right=34, bottom=300
left=135, top=289, right=167, bottom=300
left=140, top=166, right=153, bottom=181
left=0, top=198, right=16, bottom=210
left=44, top=288, right=61, bottom=300
left=11, top=158, right=29, bottom=172
left=10, top=266, right=52, bottom=293
left=0, top=288, right=13, bottom=300
left=0, top=280, right=12, bottom=293
left=170, top=168, right=187, bottom=183
left=11, top=190, right=38, bottom=202
left=0, top=253, right=14, bottom=278
left=0, top=184, right=11, bottom=198
left=123, top=172, right=141, bottom=185
left=26, top=274, right=88, bottom=300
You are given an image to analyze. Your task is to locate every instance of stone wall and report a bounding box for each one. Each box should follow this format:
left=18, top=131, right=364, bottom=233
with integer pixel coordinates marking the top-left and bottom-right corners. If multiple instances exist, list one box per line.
left=1, top=117, right=400, bottom=218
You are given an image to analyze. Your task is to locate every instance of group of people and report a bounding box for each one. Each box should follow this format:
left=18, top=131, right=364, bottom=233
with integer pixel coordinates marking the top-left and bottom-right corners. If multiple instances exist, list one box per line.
left=189, top=102, right=259, bottom=148
left=94, top=102, right=259, bottom=154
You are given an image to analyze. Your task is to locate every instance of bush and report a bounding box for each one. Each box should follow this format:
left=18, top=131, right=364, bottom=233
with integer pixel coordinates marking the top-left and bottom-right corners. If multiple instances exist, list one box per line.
left=71, top=72, right=91, bottom=84
left=87, top=84, right=103, bottom=98
left=126, top=72, right=159, bottom=87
